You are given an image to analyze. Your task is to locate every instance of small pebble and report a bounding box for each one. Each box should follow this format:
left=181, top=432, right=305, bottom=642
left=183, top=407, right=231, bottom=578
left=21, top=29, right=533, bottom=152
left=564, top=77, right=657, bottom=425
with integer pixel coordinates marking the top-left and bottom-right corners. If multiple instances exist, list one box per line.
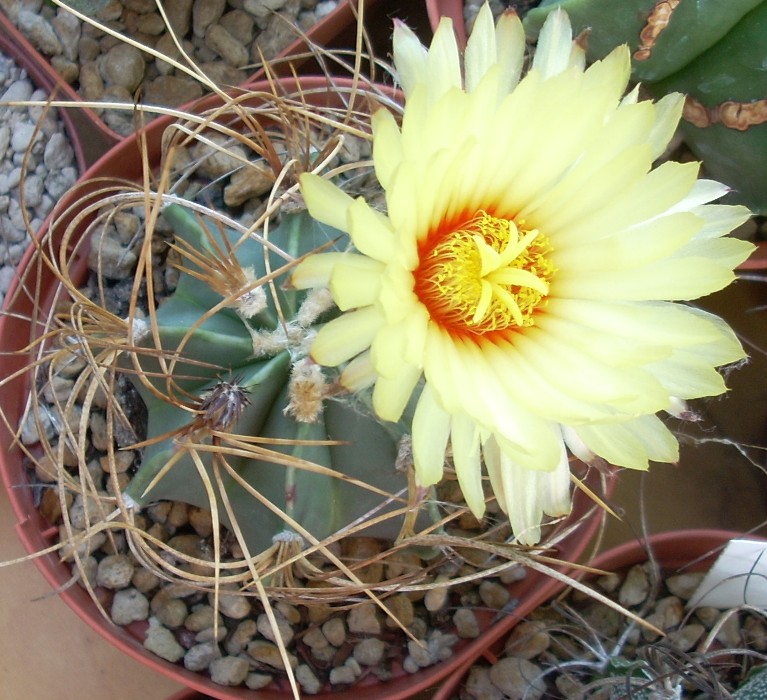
left=215, top=592, right=251, bottom=620
left=225, top=619, right=257, bottom=655
left=453, top=608, right=480, bottom=639
left=329, top=665, right=358, bottom=686
left=353, top=638, right=386, bottom=666
left=424, top=584, right=449, bottom=612
left=151, top=595, right=188, bottom=629
left=489, top=657, right=545, bottom=700
left=479, top=580, right=510, bottom=610
left=144, top=618, right=185, bottom=662
left=111, top=588, right=149, bottom=625
left=96, top=554, right=135, bottom=589
left=246, top=673, right=274, bottom=690
left=347, top=603, right=381, bottom=635
left=257, top=611, right=294, bottom=646
left=321, top=617, right=346, bottom=647
left=209, top=656, right=250, bottom=686
left=503, top=621, right=550, bottom=659
left=296, top=664, right=322, bottom=695
left=619, top=564, right=650, bottom=606
left=185, top=605, right=222, bottom=632
left=465, top=666, right=504, bottom=700
left=246, top=640, right=298, bottom=670
left=183, top=641, right=220, bottom=672
left=666, top=572, right=704, bottom=600
left=667, top=623, right=706, bottom=652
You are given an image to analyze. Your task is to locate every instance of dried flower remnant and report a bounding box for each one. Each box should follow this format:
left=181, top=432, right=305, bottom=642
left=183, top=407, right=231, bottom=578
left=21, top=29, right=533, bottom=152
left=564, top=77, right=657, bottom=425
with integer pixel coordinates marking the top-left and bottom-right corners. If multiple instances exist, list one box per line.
left=292, top=3, right=753, bottom=544
left=198, top=379, right=251, bottom=431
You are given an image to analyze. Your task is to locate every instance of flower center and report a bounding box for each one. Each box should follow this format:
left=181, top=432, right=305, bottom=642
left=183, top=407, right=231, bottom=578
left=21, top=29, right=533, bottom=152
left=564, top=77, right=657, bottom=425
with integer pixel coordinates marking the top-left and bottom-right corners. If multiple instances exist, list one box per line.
left=414, top=211, right=554, bottom=335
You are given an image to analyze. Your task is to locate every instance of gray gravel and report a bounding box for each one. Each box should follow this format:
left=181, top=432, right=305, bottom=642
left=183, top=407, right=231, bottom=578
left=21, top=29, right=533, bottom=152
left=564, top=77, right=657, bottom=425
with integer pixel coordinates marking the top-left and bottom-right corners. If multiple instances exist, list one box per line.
left=0, top=48, right=79, bottom=306
left=3, top=0, right=341, bottom=136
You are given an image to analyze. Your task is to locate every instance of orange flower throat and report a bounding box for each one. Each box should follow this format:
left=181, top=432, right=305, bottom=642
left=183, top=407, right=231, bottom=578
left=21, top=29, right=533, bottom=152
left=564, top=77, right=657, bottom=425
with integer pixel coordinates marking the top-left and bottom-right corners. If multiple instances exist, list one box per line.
left=414, top=211, right=555, bottom=335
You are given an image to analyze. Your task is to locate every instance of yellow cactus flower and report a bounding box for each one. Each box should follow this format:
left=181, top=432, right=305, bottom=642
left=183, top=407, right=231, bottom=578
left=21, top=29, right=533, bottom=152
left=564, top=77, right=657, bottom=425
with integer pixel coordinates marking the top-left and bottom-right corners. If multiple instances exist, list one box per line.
left=292, top=4, right=753, bottom=544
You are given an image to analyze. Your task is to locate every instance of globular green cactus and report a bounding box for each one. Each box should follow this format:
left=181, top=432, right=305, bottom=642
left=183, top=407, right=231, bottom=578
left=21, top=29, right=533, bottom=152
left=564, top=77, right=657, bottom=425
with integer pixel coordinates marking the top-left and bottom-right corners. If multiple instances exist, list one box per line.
left=122, top=203, right=413, bottom=558
left=524, top=0, right=767, bottom=213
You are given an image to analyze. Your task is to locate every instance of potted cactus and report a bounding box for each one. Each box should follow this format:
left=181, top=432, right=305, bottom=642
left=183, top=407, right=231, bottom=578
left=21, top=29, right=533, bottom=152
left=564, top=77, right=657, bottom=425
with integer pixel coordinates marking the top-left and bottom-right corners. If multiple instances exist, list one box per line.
left=0, top=64, right=609, bottom=700
left=0, top=2, right=755, bottom=697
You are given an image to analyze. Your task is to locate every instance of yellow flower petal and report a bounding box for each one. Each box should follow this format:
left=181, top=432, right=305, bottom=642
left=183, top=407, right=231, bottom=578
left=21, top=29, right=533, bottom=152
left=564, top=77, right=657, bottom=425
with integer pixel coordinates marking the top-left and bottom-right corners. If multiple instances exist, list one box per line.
left=538, top=438, right=572, bottom=516
left=310, top=306, right=383, bottom=367
left=547, top=299, right=736, bottom=352
left=370, top=310, right=428, bottom=380
left=516, top=327, right=669, bottom=414
left=674, top=237, right=754, bottom=271
left=412, top=383, right=450, bottom=486
left=451, top=339, right=563, bottom=471
left=481, top=435, right=507, bottom=513
left=494, top=9, right=525, bottom=96
left=299, top=173, right=354, bottom=232
left=694, top=204, right=751, bottom=239
left=497, top=454, right=545, bottom=545
left=647, top=92, right=684, bottom=160
left=544, top=160, right=700, bottom=244
left=347, top=197, right=395, bottom=263
left=372, top=109, right=403, bottom=191
left=574, top=415, right=679, bottom=470
left=392, top=18, right=428, bottom=98
left=551, top=211, right=701, bottom=272
left=450, top=413, right=486, bottom=518
left=553, top=255, right=736, bottom=301
left=483, top=339, right=621, bottom=424
left=645, top=352, right=728, bottom=399
left=291, top=252, right=353, bottom=290
left=425, top=16, right=462, bottom=101
left=340, top=351, right=376, bottom=392
left=329, top=256, right=384, bottom=311
left=464, top=1, right=498, bottom=92
left=532, top=8, right=573, bottom=79
left=372, top=362, right=421, bottom=422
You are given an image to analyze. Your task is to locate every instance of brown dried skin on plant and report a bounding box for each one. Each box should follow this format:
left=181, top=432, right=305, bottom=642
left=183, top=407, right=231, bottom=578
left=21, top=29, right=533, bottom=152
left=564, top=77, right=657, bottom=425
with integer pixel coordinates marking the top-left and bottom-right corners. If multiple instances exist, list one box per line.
left=683, top=95, right=767, bottom=131
left=633, top=0, right=682, bottom=61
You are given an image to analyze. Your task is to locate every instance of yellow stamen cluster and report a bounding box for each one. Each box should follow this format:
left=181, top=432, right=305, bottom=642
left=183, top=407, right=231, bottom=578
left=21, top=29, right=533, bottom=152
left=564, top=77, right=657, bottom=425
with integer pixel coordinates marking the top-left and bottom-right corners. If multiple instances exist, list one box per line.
left=415, top=211, right=555, bottom=335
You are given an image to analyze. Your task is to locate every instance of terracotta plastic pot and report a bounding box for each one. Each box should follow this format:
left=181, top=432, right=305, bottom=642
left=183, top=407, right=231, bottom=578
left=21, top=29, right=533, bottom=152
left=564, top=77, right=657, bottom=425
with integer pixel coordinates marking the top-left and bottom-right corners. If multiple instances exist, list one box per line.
left=425, top=0, right=467, bottom=47
left=0, top=0, right=433, bottom=159
left=0, top=74, right=613, bottom=698
left=433, top=528, right=763, bottom=699
left=738, top=241, right=767, bottom=271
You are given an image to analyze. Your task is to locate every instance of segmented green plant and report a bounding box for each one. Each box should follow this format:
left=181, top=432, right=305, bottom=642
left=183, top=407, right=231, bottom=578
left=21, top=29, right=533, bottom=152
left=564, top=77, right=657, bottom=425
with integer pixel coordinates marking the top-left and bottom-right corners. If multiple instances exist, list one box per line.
left=123, top=202, right=417, bottom=563
left=524, top=0, right=767, bottom=213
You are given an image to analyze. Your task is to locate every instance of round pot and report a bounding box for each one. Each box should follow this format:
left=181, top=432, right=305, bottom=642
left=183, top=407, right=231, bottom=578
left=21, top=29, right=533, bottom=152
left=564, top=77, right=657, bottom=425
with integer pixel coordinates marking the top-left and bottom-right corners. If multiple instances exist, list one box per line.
left=0, top=74, right=613, bottom=699
left=434, top=528, right=763, bottom=699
